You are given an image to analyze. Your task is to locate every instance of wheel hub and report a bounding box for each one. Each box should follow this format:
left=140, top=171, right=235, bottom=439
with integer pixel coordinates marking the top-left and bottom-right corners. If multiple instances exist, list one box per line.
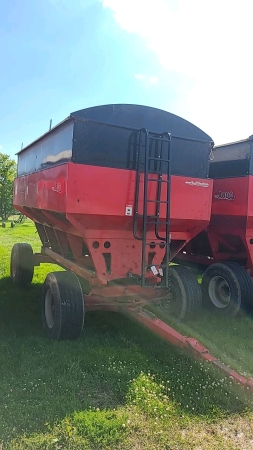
left=208, top=276, right=231, bottom=308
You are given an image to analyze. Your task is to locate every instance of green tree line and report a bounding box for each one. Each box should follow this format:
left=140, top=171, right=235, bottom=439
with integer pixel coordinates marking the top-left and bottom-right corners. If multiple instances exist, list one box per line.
left=0, top=152, right=17, bottom=221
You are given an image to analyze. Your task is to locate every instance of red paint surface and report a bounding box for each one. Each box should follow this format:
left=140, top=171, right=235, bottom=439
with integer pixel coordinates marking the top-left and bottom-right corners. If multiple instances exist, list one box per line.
left=14, top=162, right=212, bottom=223
left=212, top=177, right=249, bottom=217
left=13, top=162, right=213, bottom=281
left=176, top=175, right=253, bottom=273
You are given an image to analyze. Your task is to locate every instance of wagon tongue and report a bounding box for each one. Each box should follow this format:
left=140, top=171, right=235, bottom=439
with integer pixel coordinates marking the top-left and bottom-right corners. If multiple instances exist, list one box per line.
left=127, top=307, right=253, bottom=392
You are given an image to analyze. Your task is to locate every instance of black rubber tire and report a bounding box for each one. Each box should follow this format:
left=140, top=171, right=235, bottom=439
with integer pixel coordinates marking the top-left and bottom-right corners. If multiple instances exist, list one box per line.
left=2, top=222, right=6, bottom=228
left=157, top=265, right=202, bottom=321
left=41, top=271, right=85, bottom=341
left=201, top=262, right=253, bottom=317
left=10, top=243, right=34, bottom=286
left=11, top=222, right=15, bottom=228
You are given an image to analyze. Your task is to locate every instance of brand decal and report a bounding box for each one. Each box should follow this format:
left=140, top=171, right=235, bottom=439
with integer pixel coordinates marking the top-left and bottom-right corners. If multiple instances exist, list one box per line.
left=185, top=181, right=209, bottom=188
left=52, top=181, right=62, bottom=193
left=214, top=191, right=235, bottom=200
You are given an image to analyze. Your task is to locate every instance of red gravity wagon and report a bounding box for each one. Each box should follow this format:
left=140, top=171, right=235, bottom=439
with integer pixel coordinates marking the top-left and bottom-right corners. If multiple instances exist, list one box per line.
left=12, top=104, right=213, bottom=336
left=176, top=136, right=253, bottom=317
left=11, top=104, right=253, bottom=390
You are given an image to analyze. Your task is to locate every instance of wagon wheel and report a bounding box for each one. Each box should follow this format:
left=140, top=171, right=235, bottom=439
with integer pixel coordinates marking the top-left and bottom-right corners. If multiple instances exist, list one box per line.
left=41, top=271, right=85, bottom=340
left=156, top=265, right=202, bottom=321
left=201, top=262, right=253, bottom=316
left=10, top=243, right=34, bottom=286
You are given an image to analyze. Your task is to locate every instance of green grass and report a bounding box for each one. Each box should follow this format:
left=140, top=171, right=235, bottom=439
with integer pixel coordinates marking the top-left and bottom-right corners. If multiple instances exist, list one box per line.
left=1, top=222, right=253, bottom=449
left=148, top=305, right=253, bottom=379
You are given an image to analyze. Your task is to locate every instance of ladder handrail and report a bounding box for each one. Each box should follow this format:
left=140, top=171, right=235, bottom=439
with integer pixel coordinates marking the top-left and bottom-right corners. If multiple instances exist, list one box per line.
left=131, top=129, right=171, bottom=287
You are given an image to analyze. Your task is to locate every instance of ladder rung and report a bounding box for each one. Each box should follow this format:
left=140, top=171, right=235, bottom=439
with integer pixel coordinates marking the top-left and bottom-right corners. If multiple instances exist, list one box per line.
left=146, top=221, right=170, bottom=225
left=145, top=216, right=169, bottom=221
left=147, top=157, right=170, bottom=162
left=146, top=199, right=168, bottom=203
left=135, top=213, right=160, bottom=219
left=134, top=221, right=170, bottom=227
left=149, top=136, right=170, bottom=141
left=147, top=178, right=170, bottom=182
left=135, top=213, right=152, bottom=218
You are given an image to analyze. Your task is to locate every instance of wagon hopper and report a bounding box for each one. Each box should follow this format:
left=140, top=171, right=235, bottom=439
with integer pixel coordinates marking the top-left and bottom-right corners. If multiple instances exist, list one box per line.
left=176, top=136, right=253, bottom=316
left=11, top=104, right=253, bottom=390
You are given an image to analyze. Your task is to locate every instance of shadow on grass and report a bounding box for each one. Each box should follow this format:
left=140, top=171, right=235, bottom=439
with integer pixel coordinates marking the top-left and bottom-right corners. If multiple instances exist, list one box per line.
left=0, top=277, right=41, bottom=337
left=0, top=276, right=252, bottom=442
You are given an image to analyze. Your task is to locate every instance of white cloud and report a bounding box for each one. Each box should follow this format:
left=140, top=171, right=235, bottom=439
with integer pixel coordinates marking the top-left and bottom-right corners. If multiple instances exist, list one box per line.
left=134, top=73, right=159, bottom=84
left=134, top=73, right=144, bottom=80
left=100, top=0, right=253, bottom=144
left=149, top=76, right=158, bottom=85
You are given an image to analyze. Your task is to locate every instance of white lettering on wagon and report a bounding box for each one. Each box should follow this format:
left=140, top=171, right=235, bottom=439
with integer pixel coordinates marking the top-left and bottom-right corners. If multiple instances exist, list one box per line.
left=185, top=181, right=209, bottom=188
left=52, top=182, right=62, bottom=193
left=214, top=191, right=235, bottom=200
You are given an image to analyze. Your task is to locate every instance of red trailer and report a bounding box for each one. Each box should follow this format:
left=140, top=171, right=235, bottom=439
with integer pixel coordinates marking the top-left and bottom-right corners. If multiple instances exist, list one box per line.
left=11, top=104, right=253, bottom=390
left=175, top=136, right=253, bottom=316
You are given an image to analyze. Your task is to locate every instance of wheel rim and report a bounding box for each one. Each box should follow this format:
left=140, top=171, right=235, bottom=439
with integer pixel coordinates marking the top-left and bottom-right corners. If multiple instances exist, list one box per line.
left=208, top=276, right=231, bottom=308
left=45, top=289, right=55, bottom=329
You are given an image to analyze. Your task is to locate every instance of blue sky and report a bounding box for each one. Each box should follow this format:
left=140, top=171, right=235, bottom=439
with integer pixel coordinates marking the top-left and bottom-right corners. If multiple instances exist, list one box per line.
left=1, top=0, right=253, bottom=159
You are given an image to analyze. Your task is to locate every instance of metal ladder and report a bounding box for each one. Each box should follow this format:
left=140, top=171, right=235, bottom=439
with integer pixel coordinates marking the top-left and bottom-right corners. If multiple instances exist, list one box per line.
left=131, top=129, right=172, bottom=287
